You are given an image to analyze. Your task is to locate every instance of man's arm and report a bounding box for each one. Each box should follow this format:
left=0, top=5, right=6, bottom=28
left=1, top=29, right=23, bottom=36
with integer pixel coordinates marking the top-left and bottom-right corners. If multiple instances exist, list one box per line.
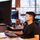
left=5, top=30, right=23, bottom=35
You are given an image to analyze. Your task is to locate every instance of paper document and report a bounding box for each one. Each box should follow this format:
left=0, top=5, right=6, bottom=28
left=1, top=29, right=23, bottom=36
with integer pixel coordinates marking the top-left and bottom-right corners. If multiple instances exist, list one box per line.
left=0, top=32, right=7, bottom=38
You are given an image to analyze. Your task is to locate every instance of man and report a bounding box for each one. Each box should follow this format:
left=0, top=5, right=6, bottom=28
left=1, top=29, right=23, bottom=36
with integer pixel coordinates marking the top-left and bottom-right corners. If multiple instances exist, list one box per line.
left=16, top=19, right=21, bottom=26
left=7, top=19, right=23, bottom=30
left=20, top=12, right=39, bottom=38
left=15, top=19, right=24, bottom=29
left=5, top=12, right=40, bottom=38
left=9, top=12, right=39, bottom=37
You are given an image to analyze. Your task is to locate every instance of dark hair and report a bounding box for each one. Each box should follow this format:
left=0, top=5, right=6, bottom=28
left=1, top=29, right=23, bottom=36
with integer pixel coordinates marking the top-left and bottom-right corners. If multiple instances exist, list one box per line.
left=26, top=12, right=36, bottom=21
left=16, top=19, right=20, bottom=21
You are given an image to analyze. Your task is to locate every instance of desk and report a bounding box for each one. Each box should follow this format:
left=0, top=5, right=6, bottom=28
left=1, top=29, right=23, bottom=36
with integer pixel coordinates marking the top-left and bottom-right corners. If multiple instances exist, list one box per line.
left=0, top=35, right=39, bottom=40
left=0, top=32, right=39, bottom=40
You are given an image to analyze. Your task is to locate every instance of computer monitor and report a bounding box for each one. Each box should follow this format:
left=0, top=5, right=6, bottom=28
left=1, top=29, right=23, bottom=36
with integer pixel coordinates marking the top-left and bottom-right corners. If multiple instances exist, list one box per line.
left=11, top=10, right=19, bottom=23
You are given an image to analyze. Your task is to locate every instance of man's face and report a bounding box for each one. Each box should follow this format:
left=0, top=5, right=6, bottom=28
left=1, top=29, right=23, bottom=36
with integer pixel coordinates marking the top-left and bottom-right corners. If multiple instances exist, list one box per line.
left=25, top=14, right=33, bottom=21
left=16, top=19, right=20, bottom=25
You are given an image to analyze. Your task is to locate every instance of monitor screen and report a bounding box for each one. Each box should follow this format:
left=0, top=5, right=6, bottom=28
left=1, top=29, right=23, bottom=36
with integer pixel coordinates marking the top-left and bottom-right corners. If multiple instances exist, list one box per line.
left=11, top=10, right=18, bottom=23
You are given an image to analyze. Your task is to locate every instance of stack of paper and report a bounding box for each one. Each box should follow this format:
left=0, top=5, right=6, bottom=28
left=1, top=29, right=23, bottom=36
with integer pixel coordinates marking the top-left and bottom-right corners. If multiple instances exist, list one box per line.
left=0, top=32, right=7, bottom=38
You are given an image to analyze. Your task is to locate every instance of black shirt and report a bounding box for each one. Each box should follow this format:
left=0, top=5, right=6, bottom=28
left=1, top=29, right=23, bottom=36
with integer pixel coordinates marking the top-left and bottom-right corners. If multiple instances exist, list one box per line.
left=21, top=22, right=39, bottom=38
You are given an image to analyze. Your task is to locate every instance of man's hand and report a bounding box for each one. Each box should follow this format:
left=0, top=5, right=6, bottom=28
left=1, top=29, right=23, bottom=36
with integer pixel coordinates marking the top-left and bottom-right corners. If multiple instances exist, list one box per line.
left=10, top=27, right=14, bottom=29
